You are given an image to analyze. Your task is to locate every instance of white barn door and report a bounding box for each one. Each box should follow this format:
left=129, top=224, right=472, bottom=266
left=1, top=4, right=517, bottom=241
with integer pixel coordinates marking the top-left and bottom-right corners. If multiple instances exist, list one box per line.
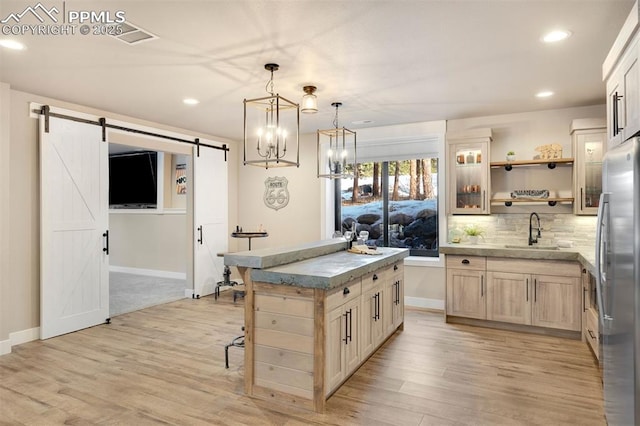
left=193, top=145, right=228, bottom=297
left=40, top=116, right=109, bottom=339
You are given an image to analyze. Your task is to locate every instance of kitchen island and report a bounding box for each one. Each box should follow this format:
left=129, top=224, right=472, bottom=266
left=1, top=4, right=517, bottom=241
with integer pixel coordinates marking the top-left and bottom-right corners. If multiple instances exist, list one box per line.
left=224, top=240, right=409, bottom=413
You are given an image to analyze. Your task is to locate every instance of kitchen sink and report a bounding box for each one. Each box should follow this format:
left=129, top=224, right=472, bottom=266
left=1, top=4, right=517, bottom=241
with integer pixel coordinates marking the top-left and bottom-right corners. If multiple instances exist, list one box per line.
left=503, top=244, right=559, bottom=250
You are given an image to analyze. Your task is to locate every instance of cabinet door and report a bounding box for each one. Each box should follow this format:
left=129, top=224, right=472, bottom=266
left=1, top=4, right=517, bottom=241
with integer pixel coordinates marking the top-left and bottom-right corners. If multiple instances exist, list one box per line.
left=325, top=306, right=345, bottom=394
left=360, top=288, right=376, bottom=358
left=486, top=271, right=531, bottom=325
left=392, top=276, right=404, bottom=329
left=446, top=269, right=486, bottom=319
left=607, top=74, right=625, bottom=149
left=448, top=140, right=490, bottom=214
left=622, top=40, right=640, bottom=142
left=531, top=274, right=581, bottom=331
left=344, top=298, right=360, bottom=374
left=574, top=130, right=605, bottom=215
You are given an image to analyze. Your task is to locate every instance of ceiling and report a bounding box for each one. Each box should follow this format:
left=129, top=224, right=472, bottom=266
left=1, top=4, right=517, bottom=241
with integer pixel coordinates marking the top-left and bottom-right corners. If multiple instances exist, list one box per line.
left=0, top=0, right=634, bottom=142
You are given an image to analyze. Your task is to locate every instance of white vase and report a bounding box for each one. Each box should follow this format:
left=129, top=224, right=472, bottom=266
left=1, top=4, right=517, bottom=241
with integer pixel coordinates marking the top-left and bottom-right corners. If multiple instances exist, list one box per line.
left=468, top=235, right=479, bottom=245
left=506, top=154, right=516, bottom=162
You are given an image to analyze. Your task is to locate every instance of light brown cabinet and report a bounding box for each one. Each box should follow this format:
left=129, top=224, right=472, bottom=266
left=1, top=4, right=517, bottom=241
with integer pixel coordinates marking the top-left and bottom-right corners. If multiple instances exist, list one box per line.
left=386, top=266, right=404, bottom=333
left=446, top=129, right=492, bottom=215
left=446, top=255, right=582, bottom=332
left=325, top=261, right=404, bottom=396
left=360, top=271, right=385, bottom=359
left=486, top=258, right=582, bottom=332
left=582, top=268, right=600, bottom=359
left=446, top=255, right=486, bottom=319
left=486, top=271, right=530, bottom=324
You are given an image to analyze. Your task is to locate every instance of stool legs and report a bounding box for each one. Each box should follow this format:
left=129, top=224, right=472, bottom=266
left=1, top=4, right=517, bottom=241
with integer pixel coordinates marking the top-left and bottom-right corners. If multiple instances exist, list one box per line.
left=224, top=328, right=245, bottom=369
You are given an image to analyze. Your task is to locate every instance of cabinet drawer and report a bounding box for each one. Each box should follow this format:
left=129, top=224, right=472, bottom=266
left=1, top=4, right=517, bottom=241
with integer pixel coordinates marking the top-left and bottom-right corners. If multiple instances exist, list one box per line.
left=446, top=255, right=486, bottom=271
left=362, top=270, right=387, bottom=292
left=326, top=278, right=361, bottom=311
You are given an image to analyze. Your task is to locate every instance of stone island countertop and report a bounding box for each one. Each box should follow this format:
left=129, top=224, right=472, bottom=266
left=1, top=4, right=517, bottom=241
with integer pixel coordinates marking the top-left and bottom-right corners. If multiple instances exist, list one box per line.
left=224, top=239, right=409, bottom=290
left=440, top=243, right=596, bottom=275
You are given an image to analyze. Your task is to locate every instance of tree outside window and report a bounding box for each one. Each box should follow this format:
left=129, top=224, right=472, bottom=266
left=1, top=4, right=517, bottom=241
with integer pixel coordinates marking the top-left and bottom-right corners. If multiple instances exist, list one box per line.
left=340, top=158, right=439, bottom=257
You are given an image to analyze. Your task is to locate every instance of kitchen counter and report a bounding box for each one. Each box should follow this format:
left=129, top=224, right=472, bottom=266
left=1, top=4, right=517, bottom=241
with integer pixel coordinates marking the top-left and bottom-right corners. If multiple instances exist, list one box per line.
left=440, top=243, right=596, bottom=276
left=225, top=240, right=409, bottom=289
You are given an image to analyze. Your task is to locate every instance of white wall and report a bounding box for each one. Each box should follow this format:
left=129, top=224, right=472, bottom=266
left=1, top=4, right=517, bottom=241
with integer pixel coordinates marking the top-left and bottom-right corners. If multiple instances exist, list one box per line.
left=108, top=213, right=187, bottom=274
left=236, top=132, right=321, bottom=251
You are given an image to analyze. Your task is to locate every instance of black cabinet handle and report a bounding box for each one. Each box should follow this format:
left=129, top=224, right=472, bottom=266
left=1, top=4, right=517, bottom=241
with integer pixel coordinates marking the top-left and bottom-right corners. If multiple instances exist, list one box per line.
left=102, top=230, right=109, bottom=255
left=197, top=225, right=203, bottom=245
left=372, top=294, right=377, bottom=320
left=393, top=264, right=398, bottom=271
left=348, top=309, right=352, bottom=342
left=462, top=259, right=470, bottom=264
left=480, top=275, right=484, bottom=297
left=343, top=311, right=349, bottom=344
left=526, top=278, right=529, bottom=302
left=583, top=287, right=587, bottom=312
left=534, top=278, right=537, bottom=302
left=372, top=274, right=378, bottom=281
left=343, top=287, right=350, bottom=295
left=376, top=292, right=381, bottom=320
left=588, top=329, right=596, bottom=340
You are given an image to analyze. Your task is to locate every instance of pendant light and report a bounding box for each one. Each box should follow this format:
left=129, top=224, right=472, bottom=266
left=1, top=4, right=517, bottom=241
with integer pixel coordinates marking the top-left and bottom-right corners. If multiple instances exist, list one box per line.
left=317, top=102, right=357, bottom=179
left=243, top=63, right=300, bottom=168
left=301, top=85, right=318, bottom=114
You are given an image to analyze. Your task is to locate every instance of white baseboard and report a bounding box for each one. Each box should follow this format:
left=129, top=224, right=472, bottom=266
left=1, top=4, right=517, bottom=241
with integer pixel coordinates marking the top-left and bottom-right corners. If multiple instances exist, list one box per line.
left=0, top=326, right=40, bottom=357
left=109, top=265, right=186, bottom=280
left=185, top=289, right=194, bottom=298
left=405, top=296, right=444, bottom=311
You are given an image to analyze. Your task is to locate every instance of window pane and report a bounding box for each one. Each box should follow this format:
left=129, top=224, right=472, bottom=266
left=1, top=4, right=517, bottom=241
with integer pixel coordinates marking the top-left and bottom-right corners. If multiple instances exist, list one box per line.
left=340, top=159, right=438, bottom=257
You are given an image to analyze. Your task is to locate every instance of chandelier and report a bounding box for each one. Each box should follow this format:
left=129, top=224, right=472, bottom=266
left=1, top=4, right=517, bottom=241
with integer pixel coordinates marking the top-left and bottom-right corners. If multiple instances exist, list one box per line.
left=243, top=63, right=299, bottom=168
left=317, top=102, right=357, bottom=179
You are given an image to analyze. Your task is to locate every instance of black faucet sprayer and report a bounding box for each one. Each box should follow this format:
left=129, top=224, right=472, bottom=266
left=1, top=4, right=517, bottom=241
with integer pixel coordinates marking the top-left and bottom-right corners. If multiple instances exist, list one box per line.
left=529, top=212, right=541, bottom=245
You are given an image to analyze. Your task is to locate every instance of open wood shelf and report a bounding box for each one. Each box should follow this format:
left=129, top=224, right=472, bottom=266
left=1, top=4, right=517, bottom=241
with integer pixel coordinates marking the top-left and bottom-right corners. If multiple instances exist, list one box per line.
left=491, top=197, right=574, bottom=207
left=490, top=158, right=574, bottom=171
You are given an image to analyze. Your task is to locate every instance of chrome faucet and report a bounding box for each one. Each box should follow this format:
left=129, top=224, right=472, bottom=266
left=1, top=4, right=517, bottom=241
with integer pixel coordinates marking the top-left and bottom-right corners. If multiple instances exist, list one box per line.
left=529, top=212, right=541, bottom=245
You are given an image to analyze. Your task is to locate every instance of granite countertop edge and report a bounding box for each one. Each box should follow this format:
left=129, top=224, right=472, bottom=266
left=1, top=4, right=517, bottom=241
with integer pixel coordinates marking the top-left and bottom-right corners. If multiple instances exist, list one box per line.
left=250, top=248, right=409, bottom=290
left=440, top=244, right=596, bottom=275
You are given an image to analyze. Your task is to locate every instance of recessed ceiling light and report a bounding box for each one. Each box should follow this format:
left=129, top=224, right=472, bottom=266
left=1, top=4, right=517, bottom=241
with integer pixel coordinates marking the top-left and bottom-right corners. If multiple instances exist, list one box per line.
left=0, top=39, right=26, bottom=50
left=352, top=120, right=374, bottom=125
left=536, top=91, right=554, bottom=98
left=183, top=98, right=199, bottom=105
left=541, top=30, right=572, bottom=43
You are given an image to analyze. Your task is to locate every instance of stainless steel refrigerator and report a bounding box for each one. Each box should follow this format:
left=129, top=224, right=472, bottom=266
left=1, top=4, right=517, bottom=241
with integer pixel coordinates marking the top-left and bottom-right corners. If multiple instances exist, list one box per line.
left=597, top=136, right=640, bottom=426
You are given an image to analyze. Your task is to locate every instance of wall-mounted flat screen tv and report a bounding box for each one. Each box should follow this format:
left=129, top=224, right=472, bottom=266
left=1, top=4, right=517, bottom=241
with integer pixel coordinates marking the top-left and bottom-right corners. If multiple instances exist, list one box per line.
left=109, top=151, right=158, bottom=209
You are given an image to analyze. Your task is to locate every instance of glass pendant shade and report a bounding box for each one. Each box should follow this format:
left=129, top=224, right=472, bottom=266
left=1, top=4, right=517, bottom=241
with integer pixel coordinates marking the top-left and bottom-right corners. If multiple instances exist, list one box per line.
left=301, top=85, right=318, bottom=114
left=317, top=102, right=356, bottom=179
left=243, top=64, right=300, bottom=168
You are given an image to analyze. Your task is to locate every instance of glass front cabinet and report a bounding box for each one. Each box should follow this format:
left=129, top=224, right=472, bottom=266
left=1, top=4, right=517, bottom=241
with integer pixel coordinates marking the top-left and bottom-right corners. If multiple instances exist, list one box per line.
left=446, top=128, right=492, bottom=215
left=572, top=119, right=606, bottom=215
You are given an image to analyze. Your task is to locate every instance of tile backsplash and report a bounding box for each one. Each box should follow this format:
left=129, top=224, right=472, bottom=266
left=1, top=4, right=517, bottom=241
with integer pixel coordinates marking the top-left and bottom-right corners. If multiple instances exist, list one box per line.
left=447, top=213, right=597, bottom=248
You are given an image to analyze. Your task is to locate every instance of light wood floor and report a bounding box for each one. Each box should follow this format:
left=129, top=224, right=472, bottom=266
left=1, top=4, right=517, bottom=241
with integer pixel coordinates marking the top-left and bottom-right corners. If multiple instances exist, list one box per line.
left=0, top=292, right=605, bottom=425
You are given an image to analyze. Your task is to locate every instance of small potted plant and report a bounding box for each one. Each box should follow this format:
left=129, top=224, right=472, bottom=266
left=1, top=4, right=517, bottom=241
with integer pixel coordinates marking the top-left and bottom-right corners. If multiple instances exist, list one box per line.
left=506, top=151, right=516, bottom=162
left=463, top=224, right=485, bottom=244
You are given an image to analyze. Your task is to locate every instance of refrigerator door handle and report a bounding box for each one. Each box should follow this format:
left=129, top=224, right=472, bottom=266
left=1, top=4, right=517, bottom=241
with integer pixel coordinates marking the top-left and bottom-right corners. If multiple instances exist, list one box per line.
left=595, top=192, right=610, bottom=325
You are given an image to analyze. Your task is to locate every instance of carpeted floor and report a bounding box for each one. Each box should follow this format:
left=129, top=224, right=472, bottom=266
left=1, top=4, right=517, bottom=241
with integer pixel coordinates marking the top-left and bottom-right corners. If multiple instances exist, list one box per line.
left=109, top=272, right=188, bottom=317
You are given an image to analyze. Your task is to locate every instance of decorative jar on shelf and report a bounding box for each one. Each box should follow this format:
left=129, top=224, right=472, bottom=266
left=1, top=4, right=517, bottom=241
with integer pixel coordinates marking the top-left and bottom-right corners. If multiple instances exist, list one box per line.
left=506, top=151, right=516, bottom=162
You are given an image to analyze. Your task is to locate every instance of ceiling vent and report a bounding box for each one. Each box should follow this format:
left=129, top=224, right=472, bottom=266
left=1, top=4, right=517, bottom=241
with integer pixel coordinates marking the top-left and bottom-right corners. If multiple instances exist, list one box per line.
left=111, top=22, right=157, bottom=45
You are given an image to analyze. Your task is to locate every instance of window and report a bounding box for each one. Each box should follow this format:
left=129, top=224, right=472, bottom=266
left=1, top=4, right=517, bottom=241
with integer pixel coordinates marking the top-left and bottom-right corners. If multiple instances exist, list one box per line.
left=340, top=158, right=439, bottom=257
